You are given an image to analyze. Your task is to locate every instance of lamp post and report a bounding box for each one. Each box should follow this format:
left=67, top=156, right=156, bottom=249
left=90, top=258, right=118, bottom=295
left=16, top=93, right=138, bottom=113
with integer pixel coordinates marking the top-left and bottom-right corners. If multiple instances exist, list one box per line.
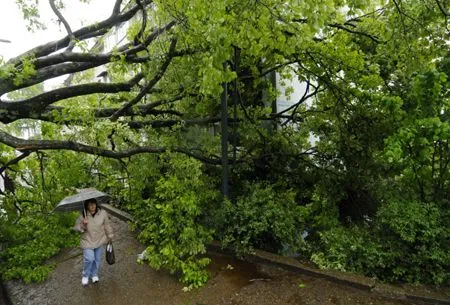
left=221, top=76, right=229, bottom=198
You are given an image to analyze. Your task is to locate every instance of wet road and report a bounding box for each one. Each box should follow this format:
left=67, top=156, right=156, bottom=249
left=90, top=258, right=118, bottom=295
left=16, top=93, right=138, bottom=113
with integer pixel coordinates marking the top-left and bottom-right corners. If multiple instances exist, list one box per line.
left=2, top=216, right=444, bottom=305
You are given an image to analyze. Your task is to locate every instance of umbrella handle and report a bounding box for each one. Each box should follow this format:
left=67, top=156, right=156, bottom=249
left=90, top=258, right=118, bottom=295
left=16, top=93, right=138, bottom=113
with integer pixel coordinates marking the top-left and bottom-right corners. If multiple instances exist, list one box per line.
left=82, top=209, right=88, bottom=229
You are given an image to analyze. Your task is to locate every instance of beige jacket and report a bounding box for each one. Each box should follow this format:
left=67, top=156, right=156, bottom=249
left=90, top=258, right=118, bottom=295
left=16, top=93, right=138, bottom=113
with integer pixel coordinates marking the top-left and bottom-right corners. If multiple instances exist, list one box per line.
left=74, top=209, right=114, bottom=249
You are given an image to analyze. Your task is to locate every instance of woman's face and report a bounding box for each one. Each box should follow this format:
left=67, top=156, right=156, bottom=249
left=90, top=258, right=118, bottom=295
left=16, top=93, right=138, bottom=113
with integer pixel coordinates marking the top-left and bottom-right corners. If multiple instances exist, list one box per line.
left=87, top=202, right=97, bottom=214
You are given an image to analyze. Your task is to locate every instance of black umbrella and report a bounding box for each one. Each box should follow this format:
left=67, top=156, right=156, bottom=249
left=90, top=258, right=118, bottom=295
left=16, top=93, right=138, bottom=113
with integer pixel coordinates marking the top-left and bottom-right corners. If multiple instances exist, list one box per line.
left=54, top=188, right=110, bottom=212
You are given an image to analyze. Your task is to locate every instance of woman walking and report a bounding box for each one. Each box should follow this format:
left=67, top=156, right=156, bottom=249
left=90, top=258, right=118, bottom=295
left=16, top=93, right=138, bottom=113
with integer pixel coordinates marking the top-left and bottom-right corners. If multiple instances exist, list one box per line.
left=74, top=198, right=114, bottom=286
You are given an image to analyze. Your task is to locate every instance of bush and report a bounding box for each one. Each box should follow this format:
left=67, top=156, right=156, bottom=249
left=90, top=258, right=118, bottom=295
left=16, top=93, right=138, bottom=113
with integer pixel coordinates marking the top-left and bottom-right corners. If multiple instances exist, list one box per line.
left=310, top=199, right=450, bottom=285
left=375, top=199, right=450, bottom=284
left=0, top=212, right=79, bottom=283
left=133, top=155, right=219, bottom=288
left=219, top=182, right=306, bottom=256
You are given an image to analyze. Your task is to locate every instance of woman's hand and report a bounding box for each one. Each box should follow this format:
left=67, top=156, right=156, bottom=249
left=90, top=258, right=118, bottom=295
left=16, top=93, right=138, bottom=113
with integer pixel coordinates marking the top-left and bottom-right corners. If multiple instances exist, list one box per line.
left=82, top=217, right=88, bottom=228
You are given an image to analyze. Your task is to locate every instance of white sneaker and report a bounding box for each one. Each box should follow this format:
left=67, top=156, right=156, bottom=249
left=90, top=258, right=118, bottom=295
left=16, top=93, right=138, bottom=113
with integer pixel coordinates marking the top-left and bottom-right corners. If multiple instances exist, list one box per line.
left=92, top=276, right=99, bottom=283
left=81, top=277, right=89, bottom=286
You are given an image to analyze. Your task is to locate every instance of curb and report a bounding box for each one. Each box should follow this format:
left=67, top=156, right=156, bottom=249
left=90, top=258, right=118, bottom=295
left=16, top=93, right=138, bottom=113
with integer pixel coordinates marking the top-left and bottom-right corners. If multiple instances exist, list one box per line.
left=101, top=205, right=450, bottom=304
left=102, top=204, right=133, bottom=222
left=206, top=242, right=450, bottom=305
left=206, top=242, right=375, bottom=291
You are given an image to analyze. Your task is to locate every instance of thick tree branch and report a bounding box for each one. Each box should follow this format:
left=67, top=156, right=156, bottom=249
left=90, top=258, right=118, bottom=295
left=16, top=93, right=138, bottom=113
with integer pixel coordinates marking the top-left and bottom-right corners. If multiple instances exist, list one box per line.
left=0, top=129, right=221, bottom=165
left=0, top=21, right=177, bottom=95
left=0, top=62, right=100, bottom=95
left=30, top=100, right=182, bottom=124
left=0, top=74, right=145, bottom=123
left=33, top=52, right=123, bottom=69
left=6, top=1, right=152, bottom=66
left=33, top=21, right=176, bottom=70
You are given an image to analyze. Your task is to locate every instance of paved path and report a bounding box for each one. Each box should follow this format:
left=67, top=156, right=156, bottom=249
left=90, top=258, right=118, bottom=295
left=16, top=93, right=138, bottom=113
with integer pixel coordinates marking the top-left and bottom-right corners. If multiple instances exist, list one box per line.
left=3, top=213, right=449, bottom=305
left=5, top=216, right=277, bottom=305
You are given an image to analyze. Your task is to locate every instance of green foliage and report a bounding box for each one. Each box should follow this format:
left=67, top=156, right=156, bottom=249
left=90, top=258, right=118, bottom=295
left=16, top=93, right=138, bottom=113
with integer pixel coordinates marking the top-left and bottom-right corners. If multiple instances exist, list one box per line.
left=375, top=200, right=450, bottom=284
left=134, top=154, right=219, bottom=288
left=15, top=0, right=46, bottom=31
left=0, top=210, right=79, bottom=283
left=13, top=55, right=36, bottom=86
left=219, top=182, right=306, bottom=256
left=310, top=199, right=450, bottom=284
left=382, top=70, right=450, bottom=202
left=3, top=0, right=450, bottom=289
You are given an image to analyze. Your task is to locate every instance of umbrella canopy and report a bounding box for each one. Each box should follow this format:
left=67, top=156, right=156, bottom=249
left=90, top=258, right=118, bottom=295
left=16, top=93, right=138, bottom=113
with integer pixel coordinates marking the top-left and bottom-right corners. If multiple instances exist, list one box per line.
left=54, top=188, right=110, bottom=212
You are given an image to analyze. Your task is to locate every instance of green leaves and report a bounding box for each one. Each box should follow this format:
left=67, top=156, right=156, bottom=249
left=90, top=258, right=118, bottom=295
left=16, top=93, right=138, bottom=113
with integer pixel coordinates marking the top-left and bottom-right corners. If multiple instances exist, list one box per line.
left=15, top=0, right=46, bottom=31
left=134, top=154, right=218, bottom=288
left=0, top=212, right=78, bottom=283
left=2, top=0, right=450, bottom=289
left=380, top=69, right=450, bottom=202
left=310, top=199, right=450, bottom=284
left=220, top=182, right=305, bottom=256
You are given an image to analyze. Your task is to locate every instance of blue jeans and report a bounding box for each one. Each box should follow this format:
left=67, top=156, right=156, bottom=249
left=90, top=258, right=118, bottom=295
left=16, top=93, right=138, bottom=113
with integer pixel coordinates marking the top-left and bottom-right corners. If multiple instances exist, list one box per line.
left=82, top=246, right=104, bottom=278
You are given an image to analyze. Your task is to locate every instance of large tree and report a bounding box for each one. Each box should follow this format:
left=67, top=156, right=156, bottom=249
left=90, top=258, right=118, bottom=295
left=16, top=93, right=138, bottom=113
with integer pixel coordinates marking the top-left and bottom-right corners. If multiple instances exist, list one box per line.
left=2, top=0, right=450, bottom=287
left=0, top=0, right=382, bottom=164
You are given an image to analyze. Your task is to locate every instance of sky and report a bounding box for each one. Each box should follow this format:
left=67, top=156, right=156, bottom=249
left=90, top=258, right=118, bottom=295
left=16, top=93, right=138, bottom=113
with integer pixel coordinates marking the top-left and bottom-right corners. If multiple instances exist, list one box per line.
left=0, top=0, right=110, bottom=61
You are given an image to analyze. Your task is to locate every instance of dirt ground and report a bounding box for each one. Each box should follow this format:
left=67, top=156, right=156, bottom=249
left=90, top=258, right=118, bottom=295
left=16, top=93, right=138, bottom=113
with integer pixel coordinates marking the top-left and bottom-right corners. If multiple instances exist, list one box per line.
left=3, top=216, right=449, bottom=305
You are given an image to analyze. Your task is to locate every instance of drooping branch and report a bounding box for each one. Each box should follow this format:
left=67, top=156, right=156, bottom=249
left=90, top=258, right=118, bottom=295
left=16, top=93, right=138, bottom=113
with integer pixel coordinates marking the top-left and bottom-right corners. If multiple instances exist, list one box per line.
left=0, top=73, right=145, bottom=123
left=0, top=2, right=180, bottom=129
left=0, top=130, right=221, bottom=165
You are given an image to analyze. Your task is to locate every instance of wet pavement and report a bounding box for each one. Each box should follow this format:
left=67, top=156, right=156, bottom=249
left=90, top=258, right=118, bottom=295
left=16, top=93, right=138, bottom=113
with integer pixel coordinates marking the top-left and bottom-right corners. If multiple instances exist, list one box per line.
left=3, top=215, right=448, bottom=305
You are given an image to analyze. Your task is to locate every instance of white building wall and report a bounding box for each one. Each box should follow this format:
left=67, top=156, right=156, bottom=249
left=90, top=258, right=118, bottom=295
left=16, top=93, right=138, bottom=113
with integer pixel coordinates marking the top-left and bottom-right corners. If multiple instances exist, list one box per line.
left=276, top=73, right=309, bottom=113
left=275, top=72, right=318, bottom=146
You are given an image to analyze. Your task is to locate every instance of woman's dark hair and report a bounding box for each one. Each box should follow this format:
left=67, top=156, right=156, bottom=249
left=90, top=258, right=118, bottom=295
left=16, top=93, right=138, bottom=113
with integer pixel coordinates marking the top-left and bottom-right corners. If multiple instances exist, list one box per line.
left=83, top=198, right=100, bottom=217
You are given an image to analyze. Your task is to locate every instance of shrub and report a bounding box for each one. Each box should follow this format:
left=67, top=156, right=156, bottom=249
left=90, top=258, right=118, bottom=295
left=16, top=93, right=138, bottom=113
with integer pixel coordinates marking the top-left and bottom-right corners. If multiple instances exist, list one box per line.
left=219, top=182, right=306, bottom=256
left=0, top=212, right=79, bottom=283
left=310, top=199, right=450, bottom=285
left=134, top=155, right=219, bottom=288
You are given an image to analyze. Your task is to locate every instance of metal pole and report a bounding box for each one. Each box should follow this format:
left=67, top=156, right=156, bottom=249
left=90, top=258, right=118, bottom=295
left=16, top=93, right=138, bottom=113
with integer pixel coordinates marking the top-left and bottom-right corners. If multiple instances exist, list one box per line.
left=221, top=79, right=229, bottom=197
left=232, top=47, right=239, bottom=162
